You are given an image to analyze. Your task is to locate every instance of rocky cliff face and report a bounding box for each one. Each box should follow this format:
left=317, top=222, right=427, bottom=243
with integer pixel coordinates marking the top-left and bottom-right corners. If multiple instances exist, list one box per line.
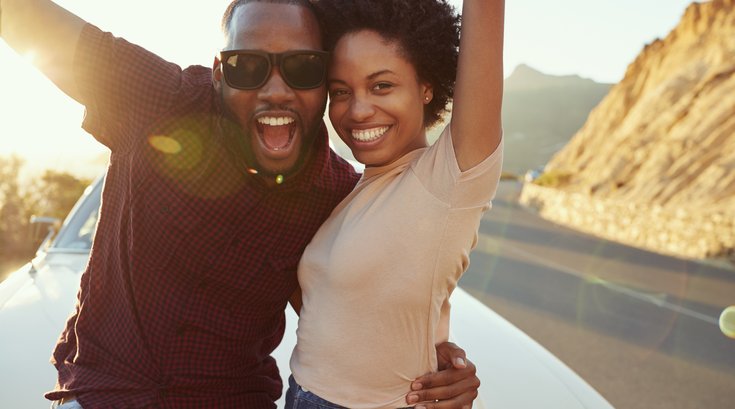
left=523, top=0, right=735, bottom=259
left=546, top=0, right=735, bottom=210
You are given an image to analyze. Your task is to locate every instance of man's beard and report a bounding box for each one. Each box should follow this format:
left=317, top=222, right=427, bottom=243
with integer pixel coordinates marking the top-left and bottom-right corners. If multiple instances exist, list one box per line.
left=217, top=96, right=325, bottom=179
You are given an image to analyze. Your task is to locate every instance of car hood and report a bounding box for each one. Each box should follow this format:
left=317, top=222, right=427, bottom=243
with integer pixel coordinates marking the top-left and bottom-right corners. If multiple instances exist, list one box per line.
left=0, top=251, right=89, bottom=408
left=449, top=288, right=614, bottom=408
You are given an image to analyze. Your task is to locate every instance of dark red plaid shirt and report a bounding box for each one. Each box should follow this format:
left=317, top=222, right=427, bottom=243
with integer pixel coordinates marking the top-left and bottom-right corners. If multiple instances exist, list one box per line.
left=45, top=25, right=359, bottom=408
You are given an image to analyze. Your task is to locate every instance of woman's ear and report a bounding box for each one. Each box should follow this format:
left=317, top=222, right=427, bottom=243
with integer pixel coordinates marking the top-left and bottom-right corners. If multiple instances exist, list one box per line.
left=422, top=83, right=434, bottom=104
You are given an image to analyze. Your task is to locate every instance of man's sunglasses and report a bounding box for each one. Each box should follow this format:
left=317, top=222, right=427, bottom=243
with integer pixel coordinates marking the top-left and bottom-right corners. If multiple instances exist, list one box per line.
left=219, top=49, right=329, bottom=90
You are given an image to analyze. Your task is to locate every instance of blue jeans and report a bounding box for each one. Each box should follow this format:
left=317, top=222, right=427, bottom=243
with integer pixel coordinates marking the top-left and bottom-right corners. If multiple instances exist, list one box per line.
left=285, top=375, right=348, bottom=409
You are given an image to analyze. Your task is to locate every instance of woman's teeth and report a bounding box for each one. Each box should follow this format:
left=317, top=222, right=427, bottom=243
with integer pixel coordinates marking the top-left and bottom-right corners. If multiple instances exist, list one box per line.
left=351, top=126, right=389, bottom=142
left=257, top=117, right=295, bottom=126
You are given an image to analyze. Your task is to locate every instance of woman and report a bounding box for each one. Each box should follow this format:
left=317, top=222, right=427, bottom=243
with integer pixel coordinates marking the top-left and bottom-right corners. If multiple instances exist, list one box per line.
left=288, top=0, right=504, bottom=407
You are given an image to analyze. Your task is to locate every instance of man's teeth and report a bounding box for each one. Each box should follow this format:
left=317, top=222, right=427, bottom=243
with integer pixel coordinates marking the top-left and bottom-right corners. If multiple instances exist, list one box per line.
left=351, top=126, right=389, bottom=142
left=257, top=117, right=295, bottom=126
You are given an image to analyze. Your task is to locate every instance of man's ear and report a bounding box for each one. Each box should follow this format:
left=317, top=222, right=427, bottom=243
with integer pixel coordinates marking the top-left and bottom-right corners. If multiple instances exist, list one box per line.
left=212, top=56, right=223, bottom=92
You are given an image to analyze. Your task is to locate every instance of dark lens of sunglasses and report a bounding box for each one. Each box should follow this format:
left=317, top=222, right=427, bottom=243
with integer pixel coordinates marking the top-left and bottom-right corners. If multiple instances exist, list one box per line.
left=225, top=54, right=270, bottom=89
left=282, top=54, right=326, bottom=89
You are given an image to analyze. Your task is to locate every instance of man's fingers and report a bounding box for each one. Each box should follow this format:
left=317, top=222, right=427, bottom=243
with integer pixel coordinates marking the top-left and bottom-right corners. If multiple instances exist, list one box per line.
left=408, top=388, right=478, bottom=409
left=407, top=375, right=480, bottom=406
left=408, top=354, right=479, bottom=408
left=447, top=346, right=467, bottom=369
left=413, top=359, right=477, bottom=390
left=420, top=397, right=475, bottom=409
left=407, top=384, right=452, bottom=404
left=435, top=342, right=468, bottom=370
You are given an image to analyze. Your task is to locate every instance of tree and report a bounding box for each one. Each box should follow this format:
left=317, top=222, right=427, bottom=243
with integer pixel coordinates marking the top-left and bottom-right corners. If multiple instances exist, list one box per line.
left=0, top=156, right=34, bottom=260
left=0, top=156, right=90, bottom=278
left=30, top=170, right=91, bottom=221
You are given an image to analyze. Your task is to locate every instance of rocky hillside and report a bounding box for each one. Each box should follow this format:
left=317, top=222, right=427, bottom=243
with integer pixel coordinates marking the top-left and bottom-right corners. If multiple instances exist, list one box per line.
left=501, top=65, right=611, bottom=174
left=522, top=0, right=735, bottom=259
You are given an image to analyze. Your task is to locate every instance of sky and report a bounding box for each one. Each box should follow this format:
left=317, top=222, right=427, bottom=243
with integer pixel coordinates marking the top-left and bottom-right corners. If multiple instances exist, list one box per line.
left=0, top=0, right=696, bottom=177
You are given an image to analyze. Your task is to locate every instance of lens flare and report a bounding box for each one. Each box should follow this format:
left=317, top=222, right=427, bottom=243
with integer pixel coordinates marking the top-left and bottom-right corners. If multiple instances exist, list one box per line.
left=148, top=135, right=183, bottom=154
left=720, top=306, right=735, bottom=339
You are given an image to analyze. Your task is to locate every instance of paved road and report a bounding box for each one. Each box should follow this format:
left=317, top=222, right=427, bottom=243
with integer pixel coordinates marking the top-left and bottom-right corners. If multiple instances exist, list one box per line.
left=459, top=181, right=735, bottom=409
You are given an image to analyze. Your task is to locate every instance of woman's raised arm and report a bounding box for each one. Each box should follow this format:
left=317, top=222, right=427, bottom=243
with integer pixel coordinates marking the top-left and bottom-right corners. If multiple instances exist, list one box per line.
left=450, top=0, right=504, bottom=171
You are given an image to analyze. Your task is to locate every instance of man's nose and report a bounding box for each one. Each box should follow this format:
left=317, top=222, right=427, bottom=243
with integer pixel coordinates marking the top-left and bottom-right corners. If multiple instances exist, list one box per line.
left=258, top=68, right=296, bottom=103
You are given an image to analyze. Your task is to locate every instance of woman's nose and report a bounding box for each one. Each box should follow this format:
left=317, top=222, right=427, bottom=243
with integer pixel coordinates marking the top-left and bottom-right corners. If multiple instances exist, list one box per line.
left=348, top=94, right=376, bottom=122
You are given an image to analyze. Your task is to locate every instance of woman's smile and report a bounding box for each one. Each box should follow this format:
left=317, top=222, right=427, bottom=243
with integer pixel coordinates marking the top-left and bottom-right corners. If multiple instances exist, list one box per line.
left=350, top=125, right=391, bottom=142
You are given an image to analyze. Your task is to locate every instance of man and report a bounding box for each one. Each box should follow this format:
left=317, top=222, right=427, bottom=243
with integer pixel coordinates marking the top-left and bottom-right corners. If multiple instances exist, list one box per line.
left=1, top=0, right=480, bottom=407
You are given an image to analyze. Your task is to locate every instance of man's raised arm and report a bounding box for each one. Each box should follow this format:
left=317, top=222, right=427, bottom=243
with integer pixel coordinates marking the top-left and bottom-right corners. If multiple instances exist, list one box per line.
left=1, top=0, right=87, bottom=101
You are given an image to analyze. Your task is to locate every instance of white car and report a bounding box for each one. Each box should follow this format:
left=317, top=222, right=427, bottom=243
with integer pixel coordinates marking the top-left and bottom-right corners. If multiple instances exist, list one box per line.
left=0, top=175, right=613, bottom=408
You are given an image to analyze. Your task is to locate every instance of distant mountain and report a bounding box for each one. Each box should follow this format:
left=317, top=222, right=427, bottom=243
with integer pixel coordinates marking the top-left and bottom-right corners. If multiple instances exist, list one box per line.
left=501, top=64, right=612, bottom=173
left=505, top=64, right=606, bottom=92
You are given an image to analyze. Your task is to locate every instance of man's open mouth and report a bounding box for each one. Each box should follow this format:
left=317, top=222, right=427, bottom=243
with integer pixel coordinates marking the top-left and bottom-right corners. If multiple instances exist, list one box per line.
left=256, top=116, right=297, bottom=151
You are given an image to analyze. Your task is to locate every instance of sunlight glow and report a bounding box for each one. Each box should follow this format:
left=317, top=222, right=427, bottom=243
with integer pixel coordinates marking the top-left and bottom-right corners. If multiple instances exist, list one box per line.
left=23, top=50, right=36, bottom=65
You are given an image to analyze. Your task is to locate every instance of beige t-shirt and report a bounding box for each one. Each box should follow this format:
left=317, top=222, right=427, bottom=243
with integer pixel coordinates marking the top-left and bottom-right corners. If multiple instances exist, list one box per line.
left=290, top=125, right=503, bottom=408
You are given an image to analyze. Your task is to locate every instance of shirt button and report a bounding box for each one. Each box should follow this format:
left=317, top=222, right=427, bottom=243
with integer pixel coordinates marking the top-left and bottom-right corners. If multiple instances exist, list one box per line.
left=176, top=324, right=189, bottom=335
left=197, top=280, right=209, bottom=290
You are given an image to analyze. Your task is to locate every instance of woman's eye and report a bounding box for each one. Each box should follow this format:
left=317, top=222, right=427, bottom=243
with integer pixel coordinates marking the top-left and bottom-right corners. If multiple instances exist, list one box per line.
left=373, top=82, right=393, bottom=92
left=329, top=89, right=349, bottom=98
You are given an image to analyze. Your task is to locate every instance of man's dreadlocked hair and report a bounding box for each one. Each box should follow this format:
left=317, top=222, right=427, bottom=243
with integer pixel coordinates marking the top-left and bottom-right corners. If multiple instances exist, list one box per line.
left=311, top=0, right=460, bottom=128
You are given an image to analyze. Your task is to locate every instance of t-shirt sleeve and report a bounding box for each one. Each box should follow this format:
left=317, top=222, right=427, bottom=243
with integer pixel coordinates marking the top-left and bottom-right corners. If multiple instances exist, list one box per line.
left=412, top=124, right=503, bottom=208
left=73, top=24, right=199, bottom=153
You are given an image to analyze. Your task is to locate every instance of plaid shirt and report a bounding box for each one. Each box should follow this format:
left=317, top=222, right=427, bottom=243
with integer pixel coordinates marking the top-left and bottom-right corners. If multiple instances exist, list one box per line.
left=45, top=25, right=359, bottom=408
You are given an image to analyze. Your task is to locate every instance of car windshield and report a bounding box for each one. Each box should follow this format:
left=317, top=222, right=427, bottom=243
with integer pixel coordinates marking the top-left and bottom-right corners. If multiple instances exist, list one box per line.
left=51, top=177, right=103, bottom=251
